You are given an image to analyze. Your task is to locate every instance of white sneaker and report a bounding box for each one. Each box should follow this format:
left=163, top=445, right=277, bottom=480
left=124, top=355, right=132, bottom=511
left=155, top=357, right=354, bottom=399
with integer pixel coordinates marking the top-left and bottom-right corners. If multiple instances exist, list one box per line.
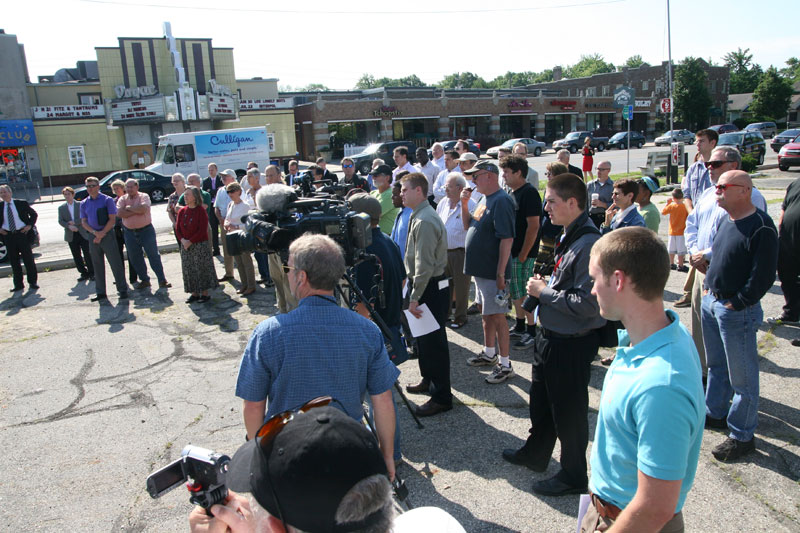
left=486, top=363, right=515, bottom=384
left=467, top=352, right=498, bottom=366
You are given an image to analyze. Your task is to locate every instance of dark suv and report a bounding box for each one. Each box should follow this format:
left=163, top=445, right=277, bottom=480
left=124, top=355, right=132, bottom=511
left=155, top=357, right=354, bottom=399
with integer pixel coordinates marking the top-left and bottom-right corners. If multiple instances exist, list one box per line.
left=350, top=141, right=417, bottom=175
left=718, top=131, right=767, bottom=165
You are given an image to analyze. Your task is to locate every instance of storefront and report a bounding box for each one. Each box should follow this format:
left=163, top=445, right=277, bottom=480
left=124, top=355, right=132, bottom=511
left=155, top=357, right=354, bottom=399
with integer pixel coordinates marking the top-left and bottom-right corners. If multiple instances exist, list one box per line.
left=450, top=115, right=491, bottom=140
left=544, top=113, right=577, bottom=143
left=0, top=120, right=37, bottom=184
left=392, top=117, right=438, bottom=146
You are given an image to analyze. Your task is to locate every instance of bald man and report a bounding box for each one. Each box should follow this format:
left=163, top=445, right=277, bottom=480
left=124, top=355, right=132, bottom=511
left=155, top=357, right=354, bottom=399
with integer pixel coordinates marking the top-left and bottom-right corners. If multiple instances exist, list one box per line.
left=702, top=170, right=777, bottom=462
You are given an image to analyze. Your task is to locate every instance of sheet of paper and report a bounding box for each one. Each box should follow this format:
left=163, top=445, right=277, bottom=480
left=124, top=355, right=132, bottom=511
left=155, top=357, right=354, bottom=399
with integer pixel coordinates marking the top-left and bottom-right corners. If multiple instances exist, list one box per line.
left=438, top=278, right=449, bottom=290
left=402, top=279, right=409, bottom=299
left=403, top=304, right=440, bottom=337
left=576, top=494, right=591, bottom=533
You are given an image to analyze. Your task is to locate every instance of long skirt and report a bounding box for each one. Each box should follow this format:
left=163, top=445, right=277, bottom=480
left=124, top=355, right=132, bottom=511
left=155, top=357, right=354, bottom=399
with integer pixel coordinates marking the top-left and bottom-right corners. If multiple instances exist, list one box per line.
left=180, top=240, right=219, bottom=294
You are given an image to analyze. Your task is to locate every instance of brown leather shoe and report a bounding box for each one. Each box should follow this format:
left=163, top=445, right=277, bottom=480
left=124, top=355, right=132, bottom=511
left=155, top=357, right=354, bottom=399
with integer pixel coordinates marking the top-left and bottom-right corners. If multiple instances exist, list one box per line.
left=405, top=379, right=431, bottom=394
left=414, top=399, right=452, bottom=417
left=673, top=293, right=691, bottom=308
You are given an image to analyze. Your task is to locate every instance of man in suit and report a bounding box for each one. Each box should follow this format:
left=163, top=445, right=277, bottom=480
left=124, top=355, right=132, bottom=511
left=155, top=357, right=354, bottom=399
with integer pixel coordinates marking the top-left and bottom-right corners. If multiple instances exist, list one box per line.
left=0, top=184, right=39, bottom=292
left=58, top=186, right=94, bottom=281
left=202, top=162, right=223, bottom=256
left=557, top=149, right=584, bottom=179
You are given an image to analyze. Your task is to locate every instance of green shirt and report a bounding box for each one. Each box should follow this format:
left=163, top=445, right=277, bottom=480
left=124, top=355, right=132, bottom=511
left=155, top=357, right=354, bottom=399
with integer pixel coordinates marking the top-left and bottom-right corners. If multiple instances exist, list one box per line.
left=178, top=189, right=213, bottom=218
left=404, top=201, right=448, bottom=302
left=371, top=188, right=399, bottom=235
left=638, top=203, right=661, bottom=233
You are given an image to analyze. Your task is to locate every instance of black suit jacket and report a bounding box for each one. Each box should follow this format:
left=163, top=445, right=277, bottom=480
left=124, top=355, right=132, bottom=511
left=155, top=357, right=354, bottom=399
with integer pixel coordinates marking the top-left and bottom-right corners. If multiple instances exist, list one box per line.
left=0, top=199, right=38, bottom=228
left=569, top=164, right=584, bottom=179
left=203, top=175, right=224, bottom=193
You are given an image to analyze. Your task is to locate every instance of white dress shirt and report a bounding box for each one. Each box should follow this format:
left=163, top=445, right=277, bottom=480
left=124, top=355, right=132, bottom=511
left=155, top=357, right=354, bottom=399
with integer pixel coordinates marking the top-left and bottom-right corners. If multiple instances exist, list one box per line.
left=432, top=166, right=461, bottom=203
left=1, top=201, right=24, bottom=231
left=415, top=161, right=440, bottom=195
left=437, top=196, right=476, bottom=249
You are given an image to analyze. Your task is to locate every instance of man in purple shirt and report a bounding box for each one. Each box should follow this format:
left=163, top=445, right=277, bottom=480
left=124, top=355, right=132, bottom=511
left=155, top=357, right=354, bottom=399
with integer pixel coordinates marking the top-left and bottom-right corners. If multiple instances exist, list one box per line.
left=80, top=176, right=128, bottom=302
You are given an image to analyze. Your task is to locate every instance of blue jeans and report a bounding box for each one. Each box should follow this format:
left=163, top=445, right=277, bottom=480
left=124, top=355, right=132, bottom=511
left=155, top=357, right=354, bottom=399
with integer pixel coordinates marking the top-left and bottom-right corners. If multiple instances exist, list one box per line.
left=253, top=251, right=271, bottom=281
left=123, top=224, right=167, bottom=284
left=366, top=389, right=402, bottom=462
left=701, top=293, right=762, bottom=441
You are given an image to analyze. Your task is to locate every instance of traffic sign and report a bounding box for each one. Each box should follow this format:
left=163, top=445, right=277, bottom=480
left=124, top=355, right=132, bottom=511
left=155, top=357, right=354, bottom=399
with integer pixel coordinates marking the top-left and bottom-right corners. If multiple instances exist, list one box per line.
left=622, top=105, right=633, bottom=120
left=660, top=98, right=673, bottom=114
left=613, top=86, right=635, bottom=109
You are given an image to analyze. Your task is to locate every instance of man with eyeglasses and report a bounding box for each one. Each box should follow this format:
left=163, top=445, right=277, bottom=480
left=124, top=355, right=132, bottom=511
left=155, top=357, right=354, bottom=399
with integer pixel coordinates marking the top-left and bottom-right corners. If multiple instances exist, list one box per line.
left=600, top=178, right=646, bottom=234
left=339, top=157, right=370, bottom=192
left=235, top=233, right=399, bottom=478
left=432, top=150, right=461, bottom=203
left=684, top=146, right=767, bottom=384
left=586, top=161, right=613, bottom=228
left=80, top=176, right=128, bottom=302
left=702, top=170, right=777, bottom=462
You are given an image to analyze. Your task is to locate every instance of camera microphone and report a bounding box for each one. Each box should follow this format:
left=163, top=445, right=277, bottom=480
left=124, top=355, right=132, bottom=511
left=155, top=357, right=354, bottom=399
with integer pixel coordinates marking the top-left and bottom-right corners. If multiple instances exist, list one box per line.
left=256, top=184, right=297, bottom=214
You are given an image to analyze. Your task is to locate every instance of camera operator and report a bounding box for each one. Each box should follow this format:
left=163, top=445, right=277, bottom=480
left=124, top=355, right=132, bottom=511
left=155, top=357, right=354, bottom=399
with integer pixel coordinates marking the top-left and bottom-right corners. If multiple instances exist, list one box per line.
left=189, top=406, right=465, bottom=533
left=339, top=157, right=370, bottom=192
left=263, top=168, right=298, bottom=314
left=235, top=234, right=400, bottom=479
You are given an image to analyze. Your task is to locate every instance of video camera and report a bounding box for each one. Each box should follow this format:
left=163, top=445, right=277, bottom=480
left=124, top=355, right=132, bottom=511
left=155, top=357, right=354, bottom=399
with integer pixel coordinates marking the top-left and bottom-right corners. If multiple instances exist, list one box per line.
left=225, top=184, right=372, bottom=266
left=294, top=170, right=358, bottom=199
left=146, top=445, right=230, bottom=510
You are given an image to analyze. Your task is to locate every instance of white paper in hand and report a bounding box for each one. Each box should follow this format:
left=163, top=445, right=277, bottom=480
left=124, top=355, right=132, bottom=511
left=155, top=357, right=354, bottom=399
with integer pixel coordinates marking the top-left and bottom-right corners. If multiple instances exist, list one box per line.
left=403, top=304, right=440, bottom=337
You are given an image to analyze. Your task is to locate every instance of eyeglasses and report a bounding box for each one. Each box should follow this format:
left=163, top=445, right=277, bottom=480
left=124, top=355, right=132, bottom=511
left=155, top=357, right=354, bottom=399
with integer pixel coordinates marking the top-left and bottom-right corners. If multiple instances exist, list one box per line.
left=342, top=164, right=353, bottom=168
left=545, top=171, right=552, bottom=177
left=715, top=183, right=747, bottom=192
left=611, top=191, right=622, bottom=196
left=597, top=167, right=611, bottom=171
left=254, top=396, right=336, bottom=529
left=705, top=160, right=731, bottom=169
left=86, top=184, right=99, bottom=188
left=282, top=264, right=295, bottom=274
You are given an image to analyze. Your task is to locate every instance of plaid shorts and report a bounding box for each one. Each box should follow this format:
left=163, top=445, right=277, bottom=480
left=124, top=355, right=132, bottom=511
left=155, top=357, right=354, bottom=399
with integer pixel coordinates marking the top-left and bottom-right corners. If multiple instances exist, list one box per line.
left=510, top=256, right=536, bottom=300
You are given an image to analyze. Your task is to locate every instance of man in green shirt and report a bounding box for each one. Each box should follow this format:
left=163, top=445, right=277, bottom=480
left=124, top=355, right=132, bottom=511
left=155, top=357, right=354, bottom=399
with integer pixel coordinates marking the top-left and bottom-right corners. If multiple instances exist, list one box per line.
left=636, top=176, right=661, bottom=233
left=178, top=173, right=213, bottom=217
left=370, top=164, right=399, bottom=235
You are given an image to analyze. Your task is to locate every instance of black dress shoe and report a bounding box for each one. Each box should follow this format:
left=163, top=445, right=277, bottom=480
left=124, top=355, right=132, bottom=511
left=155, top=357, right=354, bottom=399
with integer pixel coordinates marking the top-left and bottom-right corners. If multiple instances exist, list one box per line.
left=91, top=294, right=108, bottom=302
left=78, top=274, right=90, bottom=281
left=414, top=399, right=452, bottom=417
left=405, top=379, right=431, bottom=394
left=502, top=448, right=549, bottom=472
left=118, top=292, right=129, bottom=299
left=531, top=475, right=587, bottom=497
left=10, top=286, right=24, bottom=292
left=29, top=284, right=40, bottom=290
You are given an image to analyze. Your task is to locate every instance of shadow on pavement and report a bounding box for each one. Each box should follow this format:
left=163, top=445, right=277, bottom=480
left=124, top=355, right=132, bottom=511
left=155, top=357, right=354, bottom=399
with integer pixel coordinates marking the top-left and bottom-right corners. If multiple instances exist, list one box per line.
left=96, top=297, right=135, bottom=332
left=0, top=288, right=45, bottom=316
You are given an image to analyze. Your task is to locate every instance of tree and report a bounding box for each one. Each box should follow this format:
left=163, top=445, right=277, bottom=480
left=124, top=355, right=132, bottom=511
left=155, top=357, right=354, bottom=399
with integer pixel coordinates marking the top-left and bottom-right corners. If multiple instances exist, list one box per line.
left=673, top=57, right=712, bottom=130
left=564, top=54, right=615, bottom=79
left=622, top=55, right=645, bottom=69
left=750, top=67, right=793, bottom=121
left=355, top=74, right=426, bottom=89
left=489, top=70, right=554, bottom=88
left=723, top=48, right=763, bottom=93
left=355, top=73, right=376, bottom=89
left=437, top=72, right=489, bottom=89
left=780, top=57, right=800, bottom=84
left=298, top=83, right=330, bottom=92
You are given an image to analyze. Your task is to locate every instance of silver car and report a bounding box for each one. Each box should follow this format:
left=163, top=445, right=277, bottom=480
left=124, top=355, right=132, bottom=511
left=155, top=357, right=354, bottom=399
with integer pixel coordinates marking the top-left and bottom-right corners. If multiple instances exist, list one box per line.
left=654, top=129, right=694, bottom=146
left=486, top=137, right=546, bottom=158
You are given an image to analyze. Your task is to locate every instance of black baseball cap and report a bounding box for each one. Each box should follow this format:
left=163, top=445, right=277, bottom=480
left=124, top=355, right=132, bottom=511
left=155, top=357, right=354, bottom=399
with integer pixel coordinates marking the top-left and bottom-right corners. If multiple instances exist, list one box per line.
left=463, top=160, right=499, bottom=175
left=226, top=406, right=388, bottom=533
left=371, top=164, right=392, bottom=177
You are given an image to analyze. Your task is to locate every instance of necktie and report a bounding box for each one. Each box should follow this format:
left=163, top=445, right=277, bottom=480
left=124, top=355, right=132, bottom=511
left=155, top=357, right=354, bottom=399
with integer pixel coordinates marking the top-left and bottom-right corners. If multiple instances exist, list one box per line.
left=6, top=203, right=16, bottom=232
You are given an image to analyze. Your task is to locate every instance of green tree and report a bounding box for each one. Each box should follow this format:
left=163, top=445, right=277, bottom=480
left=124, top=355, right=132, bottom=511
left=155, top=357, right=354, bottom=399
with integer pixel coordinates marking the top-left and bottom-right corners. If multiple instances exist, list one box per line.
left=489, top=70, right=554, bottom=88
left=622, top=55, right=645, bottom=69
left=673, top=57, right=712, bottom=130
left=723, top=48, right=763, bottom=93
left=564, top=54, right=615, bottom=79
left=298, top=83, right=330, bottom=92
left=437, top=72, right=489, bottom=89
left=780, top=57, right=800, bottom=84
left=356, top=74, right=426, bottom=89
left=750, top=66, right=794, bottom=121
left=355, top=73, right=376, bottom=89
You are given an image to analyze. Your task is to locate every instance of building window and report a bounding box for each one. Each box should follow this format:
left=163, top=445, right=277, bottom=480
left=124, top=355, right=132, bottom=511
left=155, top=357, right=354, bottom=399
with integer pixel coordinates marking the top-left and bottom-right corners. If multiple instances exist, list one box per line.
left=586, top=87, right=597, bottom=97
left=642, top=80, right=649, bottom=91
left=79, top=93, right=102, bottom=105
left=711, top=80, right=717, bottom=92
left=602, top=86, right=610, bottom=96
left=68, top=146, right=86, bottom=168
left=655, top=80, right=664, bottom=94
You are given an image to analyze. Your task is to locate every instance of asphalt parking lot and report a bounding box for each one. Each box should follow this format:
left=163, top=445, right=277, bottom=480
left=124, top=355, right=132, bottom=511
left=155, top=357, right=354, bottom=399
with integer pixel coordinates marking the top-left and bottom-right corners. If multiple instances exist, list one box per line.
left=0, top=176, right=798, bottom=532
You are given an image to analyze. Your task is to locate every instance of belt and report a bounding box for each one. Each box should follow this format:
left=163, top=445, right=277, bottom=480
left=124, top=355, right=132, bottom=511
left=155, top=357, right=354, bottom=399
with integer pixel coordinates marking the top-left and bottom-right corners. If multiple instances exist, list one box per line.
left=709, top=290, right=735, bottom=300
left=448, top=247, right=465, bottom=251
left=540, top=327, right=593, bottom=339
left=590, top=493, right=621, bottom=521
left=125, top=223, right=153, bottom=232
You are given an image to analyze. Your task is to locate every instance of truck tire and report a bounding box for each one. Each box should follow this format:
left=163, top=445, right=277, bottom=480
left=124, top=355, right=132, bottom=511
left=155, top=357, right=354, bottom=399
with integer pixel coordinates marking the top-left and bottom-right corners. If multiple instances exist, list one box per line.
left=569, top=145, right=578, bottom=154
left=360, top=162, right=372, bottom=175
left=618, top=143, right=627, bottom=150
left=149, top=188, right=166, bottom=203
left=596, top=143, right=605, bottom=152
left=533, top=147, right=542, bottom=157
left=636, top=141, right=643, bottom=149
left=779, top=163, right=789, bottom=171
left=757, top=151, right=765, bottom=165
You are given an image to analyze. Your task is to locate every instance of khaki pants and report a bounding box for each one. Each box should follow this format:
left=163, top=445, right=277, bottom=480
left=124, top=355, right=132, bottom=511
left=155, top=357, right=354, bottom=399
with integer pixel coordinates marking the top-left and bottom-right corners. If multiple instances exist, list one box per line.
left=691, top=269, right=707, bottom=375
left=234, top=252, right=256, bottom=292
left=445, top=248, right=470, bottom=323
left=268, top=252, right=297, bottom=313
left=580, top=503, right=684, bottom=533
left=219, top=225, right=235, bottom=277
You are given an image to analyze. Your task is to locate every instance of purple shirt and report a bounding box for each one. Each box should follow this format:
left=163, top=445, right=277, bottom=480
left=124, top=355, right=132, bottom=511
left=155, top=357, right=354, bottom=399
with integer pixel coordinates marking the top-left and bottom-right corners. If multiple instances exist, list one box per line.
left=80, top=193, right=118, bottom=231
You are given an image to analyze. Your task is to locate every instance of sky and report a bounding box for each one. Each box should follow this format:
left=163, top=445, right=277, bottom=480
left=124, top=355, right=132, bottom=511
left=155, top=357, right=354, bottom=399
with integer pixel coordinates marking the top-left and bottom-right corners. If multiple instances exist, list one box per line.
left=9, top=0, right=798, bottom=90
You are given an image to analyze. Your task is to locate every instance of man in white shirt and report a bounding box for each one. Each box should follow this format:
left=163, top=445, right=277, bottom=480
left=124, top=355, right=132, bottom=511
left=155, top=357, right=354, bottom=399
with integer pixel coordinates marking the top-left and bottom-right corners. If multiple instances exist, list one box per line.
left=432, top=150, right=461, bottom=203
left=415, top=147, right=440, bottom=205
left=437, top=173, right=476, bottom=329
left=431, top=142, right=445, bottom=172
left=513, top=142, right=540, bottom=190
left=392, top=146, right=415, bottom=180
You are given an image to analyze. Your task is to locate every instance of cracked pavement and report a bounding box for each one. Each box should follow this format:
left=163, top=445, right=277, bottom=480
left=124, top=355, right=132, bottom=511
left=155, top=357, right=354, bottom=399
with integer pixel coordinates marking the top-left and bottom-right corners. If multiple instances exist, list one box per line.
left=1, top=188, right=799, bottom=531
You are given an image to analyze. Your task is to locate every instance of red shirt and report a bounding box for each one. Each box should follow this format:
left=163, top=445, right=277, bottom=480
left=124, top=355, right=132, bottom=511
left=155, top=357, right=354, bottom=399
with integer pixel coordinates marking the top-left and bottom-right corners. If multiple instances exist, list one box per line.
left=176, top=205, right=209, bottom=243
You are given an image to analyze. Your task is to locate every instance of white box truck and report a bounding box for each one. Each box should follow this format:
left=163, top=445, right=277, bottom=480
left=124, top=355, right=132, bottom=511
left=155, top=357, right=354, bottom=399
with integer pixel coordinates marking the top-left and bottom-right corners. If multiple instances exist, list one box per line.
left=147, top=126, right=270, bottom=178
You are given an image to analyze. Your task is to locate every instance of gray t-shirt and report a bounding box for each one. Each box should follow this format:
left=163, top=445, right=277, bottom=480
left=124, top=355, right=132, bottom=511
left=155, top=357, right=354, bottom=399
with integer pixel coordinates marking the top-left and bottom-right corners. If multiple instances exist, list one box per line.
left=464, top=189, right=515, bottom=279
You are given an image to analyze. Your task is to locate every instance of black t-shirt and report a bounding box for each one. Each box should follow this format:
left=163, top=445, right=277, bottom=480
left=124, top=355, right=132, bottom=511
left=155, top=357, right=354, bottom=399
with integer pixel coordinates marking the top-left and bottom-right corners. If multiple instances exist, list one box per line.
left=511, top=183, right=543, bottom=259
left=780, top=177, right=800, bottom=245
left=354, top=228, right=406, bottom=327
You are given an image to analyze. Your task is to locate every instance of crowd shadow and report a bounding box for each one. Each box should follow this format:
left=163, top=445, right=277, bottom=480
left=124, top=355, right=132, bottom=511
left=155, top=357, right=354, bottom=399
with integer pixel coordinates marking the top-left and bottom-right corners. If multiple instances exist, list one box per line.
left=96, top=296, right=135, bottom=332
left=0, top=287, right=45, bottom=316
left=130, top=286, right=175, bottom=313
left=186, top=289, right=241, bottom=332
left=67, top=279, right=95, bottom=302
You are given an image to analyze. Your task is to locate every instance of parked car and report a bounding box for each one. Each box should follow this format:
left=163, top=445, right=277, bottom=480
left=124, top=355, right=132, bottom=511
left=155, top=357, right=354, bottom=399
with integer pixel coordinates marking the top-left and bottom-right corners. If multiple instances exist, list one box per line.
left=0, top=225, right=39, bottom=263
left=73, top=169, right=175, bottom=202
left=551, top=131, right=608, bottom=153
left=350, top=141, right=417, bottom=175
left=427, top=139, right=482, bottom=160
left=608, top=131, right=646, bottom=150
left=654, top=129, right=694, bottom=146
left=486, top=137, right=545, bottom=158
left=771, top=129, right=800, bottom=153
left=778, top=134, right=800, bottom=171
left=744, top=121, right=777, bottom=139
left=708, top=123, right=739, bottom=134
left=718, top=131, right=767, bottom=165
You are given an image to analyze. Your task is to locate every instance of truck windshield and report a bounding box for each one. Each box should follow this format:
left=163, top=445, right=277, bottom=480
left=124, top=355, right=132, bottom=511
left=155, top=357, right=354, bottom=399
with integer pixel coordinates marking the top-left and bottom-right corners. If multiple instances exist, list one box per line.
left=565, top=132, right=580, bottom=140
left=155, top=144, right=174, bottom=164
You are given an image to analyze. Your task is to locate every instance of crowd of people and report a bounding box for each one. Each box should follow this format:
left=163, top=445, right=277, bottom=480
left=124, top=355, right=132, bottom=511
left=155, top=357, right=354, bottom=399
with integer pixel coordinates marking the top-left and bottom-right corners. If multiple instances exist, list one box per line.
left=2, top=133, right=799, bottom=532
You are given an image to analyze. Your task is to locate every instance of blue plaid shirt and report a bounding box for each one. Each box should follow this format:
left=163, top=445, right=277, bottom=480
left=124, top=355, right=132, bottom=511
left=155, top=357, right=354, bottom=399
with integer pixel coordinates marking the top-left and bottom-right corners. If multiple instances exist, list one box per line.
left=235, top=295, right=400, bottom=422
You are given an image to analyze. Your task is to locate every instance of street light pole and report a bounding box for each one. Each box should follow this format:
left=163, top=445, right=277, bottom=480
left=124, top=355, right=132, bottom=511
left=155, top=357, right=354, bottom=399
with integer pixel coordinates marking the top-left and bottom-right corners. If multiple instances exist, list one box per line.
left=667, top=0, right=674, bottom=136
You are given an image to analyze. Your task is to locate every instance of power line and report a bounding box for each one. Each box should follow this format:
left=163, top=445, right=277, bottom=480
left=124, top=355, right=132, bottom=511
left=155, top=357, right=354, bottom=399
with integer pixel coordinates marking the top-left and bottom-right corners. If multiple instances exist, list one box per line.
left=78, top=0, right=625, bottom=15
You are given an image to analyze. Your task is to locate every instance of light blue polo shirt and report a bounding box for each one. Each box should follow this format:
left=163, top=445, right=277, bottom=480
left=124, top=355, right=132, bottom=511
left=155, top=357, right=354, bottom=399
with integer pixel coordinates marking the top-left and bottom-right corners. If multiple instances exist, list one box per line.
left=589, top=310, right=705, bottom=512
